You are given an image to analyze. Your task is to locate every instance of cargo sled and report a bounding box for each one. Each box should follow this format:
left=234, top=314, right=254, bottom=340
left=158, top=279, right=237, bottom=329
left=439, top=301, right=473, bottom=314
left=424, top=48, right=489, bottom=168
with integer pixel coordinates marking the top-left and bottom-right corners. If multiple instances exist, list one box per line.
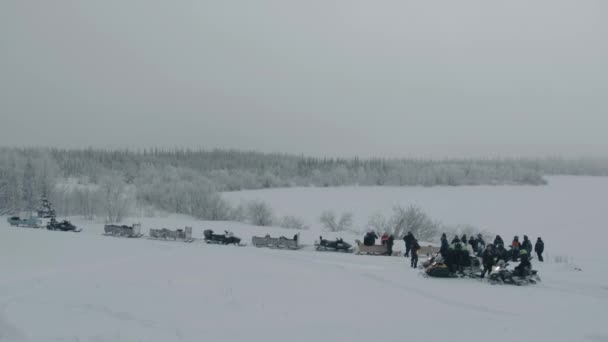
left=7, top=214, right=42, bottom=228
left=418, top=245, right=441, bottom=257
left=149, top=227, right=195, bottom=242
left=103, top=223, right=143, bottom=238
left=252, top=234, right=300, bottom=249
left=355, top=240, right=389, bottom=255
left=47, top=218, right=81, bottom=232
left=203, top=229, right=244, bottom=246
left=315, top=236, right=353, bottom=253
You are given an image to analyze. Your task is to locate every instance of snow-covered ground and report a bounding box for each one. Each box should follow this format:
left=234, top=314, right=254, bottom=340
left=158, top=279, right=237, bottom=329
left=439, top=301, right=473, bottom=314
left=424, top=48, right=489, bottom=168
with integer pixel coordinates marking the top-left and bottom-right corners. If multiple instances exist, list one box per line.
left=2, top=176, right=608, bottom=342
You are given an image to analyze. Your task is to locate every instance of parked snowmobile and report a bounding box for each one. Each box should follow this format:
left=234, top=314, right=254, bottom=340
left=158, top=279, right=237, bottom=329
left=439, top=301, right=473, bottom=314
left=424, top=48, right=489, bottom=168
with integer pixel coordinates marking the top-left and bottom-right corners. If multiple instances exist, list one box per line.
left=423, top=255, right=452, bottom=278
left=203, top=229, right=243, bottom=245
left=488, top=260, right=540, bottom=286
left=315, top=236, right=353, bottom=253
left=47, top=218, right=81, bottom=232
left=7, top=215, right=42, bottom=228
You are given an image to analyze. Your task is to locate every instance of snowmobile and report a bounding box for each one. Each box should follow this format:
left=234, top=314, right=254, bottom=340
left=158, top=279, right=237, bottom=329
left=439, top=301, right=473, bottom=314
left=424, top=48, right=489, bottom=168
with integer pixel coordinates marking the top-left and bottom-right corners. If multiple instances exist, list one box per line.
left=315, top=236, right=353, bottom=253
left=488, top=260, right=540, bottom=286
left=423, top=255, right=452, bottom=278
left=203, top=229, right=244, bottom=245
left=7, top=215, right=42, bottom=228
left=46, top=219, right=81, bottom=232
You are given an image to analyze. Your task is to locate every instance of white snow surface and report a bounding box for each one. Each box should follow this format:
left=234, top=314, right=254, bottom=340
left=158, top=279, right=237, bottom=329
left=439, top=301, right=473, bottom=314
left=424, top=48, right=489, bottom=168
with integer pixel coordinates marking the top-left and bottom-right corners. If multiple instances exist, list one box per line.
left=1, top=176, right=608, bottom=342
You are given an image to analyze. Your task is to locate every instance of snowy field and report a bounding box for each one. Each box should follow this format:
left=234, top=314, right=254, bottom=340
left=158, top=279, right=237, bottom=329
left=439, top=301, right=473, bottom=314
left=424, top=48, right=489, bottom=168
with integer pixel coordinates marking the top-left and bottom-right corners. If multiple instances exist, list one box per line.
left=2, top=176, right=608, bottom=342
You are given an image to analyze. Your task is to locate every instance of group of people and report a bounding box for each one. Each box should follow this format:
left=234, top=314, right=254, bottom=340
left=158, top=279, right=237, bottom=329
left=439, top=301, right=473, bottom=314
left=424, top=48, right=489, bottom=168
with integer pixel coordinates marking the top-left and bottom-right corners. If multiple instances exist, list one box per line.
left=478, top=235, right=545, bottom=277
left=364, top=230, right=546, bottom=277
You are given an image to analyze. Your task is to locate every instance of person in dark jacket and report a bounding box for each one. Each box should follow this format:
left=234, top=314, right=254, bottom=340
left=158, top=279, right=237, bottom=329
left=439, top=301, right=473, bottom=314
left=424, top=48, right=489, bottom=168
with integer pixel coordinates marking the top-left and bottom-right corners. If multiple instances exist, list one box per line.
left=521, top=235, right=532, bottom=254
left=514, top=249, right=532, bottom=277
left=468, top=236, right=478, bottom=254
left=495, top=244, right=509, bottom=262
left=494, top=235, right=504, bottom=248
left=440, top=233, right=449, bottom=258
left=403, top=232, right=414, bottom=257
left=448, top=237, right=465, bottom=273
left=535, top=237, right=544, bottom=262
left=386, top=234, right=395, bottom=256
left=476, top=234, right=486, bottom=257
left=411, top=239, right=421, bottom=268
left=480, top=244, right=495, bottom=278
left=461, top=234, right=467, bottom=247
left=364, top=231, right=378, bottom=246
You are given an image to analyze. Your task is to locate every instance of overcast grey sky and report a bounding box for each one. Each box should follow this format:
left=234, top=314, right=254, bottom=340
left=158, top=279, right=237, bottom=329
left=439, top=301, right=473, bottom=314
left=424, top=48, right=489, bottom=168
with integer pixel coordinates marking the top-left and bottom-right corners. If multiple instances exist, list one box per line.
left=1, top=0, right=606, bottom=158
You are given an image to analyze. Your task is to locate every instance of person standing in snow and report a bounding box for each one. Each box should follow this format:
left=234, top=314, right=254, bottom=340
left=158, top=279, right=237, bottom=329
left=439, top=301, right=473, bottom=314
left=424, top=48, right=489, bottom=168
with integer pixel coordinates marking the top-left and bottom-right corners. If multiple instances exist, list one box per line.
left=449, top=237, right=464, bottom=273
left=476, top=234, right=486, bottom=257
left=468, top=236, right=478, bottom=254
left=535, top=237, right=545, bottom=262
left=495, top=244, right=509, bottom=263
left=403, top=232, right=414, bottom=257
left=364, top=231, right=378, bottom=246
left=381, top=232, right=389, bottom=245
left=494, top=235, right=504, bottom=248
left=440, top=233, right=449, bottom=258
left=480, top=244, right=495, bottom=278
left=521, top=235, right=532, bottom=254
left=411, top=239, right=421, bottom=268
left=511, top=236, right=521, bottom=261
left=386, top=234, right=394, bottom=256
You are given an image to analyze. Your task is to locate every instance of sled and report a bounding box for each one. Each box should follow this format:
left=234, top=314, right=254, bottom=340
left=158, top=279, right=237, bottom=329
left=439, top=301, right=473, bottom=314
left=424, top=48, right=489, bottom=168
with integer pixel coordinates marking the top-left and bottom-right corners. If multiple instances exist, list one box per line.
left=103, top=223, right=143, bottom=238
left=6, top=215, right=42, bottom=228
left=252, top=234, right=300, bottom=249
left=315, top=237, right=354, bottom=253
left=355, top=240, right=389, bottom=255
left=149, top=227, right=195, bottom=242
left=418, top=245, right=441, bottom=256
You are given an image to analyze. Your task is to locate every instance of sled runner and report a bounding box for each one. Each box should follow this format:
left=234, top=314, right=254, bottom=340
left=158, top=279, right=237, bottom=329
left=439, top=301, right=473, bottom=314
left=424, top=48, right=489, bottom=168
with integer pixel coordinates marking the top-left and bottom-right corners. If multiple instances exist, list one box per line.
left=252, top=234, right=300, bottom=249
left=203, top=229, right=245, bottom=246
left=315, top=236, right=353, bottom=253
left=355, top=240, right=389, bottom=255
left=47, top=219, right=81, bottom=232
left=103, top=223, right=143, bottom=238
left=149, top=227, right=195, bottom=242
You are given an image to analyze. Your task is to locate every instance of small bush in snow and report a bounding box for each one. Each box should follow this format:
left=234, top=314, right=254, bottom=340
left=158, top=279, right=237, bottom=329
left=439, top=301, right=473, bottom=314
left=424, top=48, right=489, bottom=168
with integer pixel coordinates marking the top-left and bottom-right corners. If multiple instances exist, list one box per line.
left=319, top=210, right=353, bottom=232
left=278, top=215, right=309, bottom=230
left=247, top=201, right=274, bottom=226
left=368, top=205, right=439, bottom=241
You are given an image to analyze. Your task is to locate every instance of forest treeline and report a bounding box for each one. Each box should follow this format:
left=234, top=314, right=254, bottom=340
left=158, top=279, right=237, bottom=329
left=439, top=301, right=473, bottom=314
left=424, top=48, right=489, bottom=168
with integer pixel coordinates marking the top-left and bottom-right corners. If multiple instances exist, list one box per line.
left=1, top=147, right=607, bottom=222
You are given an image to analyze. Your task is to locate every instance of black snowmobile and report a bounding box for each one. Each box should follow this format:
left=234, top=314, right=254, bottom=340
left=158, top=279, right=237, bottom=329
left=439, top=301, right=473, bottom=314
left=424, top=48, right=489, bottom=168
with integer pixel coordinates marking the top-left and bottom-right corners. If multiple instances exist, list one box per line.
left=488, top=260, right=540, bottom=286
left=315, top=236, right=353, bottom=253
left=203, top=229, right=243, bottom=245
left=46, top=219, right=81, bottom=232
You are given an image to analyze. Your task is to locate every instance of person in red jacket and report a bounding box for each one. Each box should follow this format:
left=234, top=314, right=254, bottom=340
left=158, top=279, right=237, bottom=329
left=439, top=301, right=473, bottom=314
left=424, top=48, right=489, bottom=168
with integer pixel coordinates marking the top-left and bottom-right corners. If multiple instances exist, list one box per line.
left=381, top=232, right=389, bottom=245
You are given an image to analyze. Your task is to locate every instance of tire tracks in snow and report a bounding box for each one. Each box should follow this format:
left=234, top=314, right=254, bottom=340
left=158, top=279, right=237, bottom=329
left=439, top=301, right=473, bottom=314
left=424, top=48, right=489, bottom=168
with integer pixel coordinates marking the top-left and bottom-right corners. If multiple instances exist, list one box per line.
left=253, top=248, right=516, bottom=317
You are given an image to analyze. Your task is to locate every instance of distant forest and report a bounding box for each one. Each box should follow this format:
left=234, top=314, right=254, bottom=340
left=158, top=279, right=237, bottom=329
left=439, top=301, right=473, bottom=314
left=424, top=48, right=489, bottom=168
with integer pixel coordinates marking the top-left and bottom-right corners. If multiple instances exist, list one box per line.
left=1, top=147, right=607, bottom=221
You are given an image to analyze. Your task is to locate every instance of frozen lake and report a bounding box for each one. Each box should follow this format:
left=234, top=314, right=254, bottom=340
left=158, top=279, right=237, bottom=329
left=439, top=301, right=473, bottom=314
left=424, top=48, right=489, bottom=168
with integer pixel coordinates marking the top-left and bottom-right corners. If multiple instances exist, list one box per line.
left=223, top=176, right=608, bottom=261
